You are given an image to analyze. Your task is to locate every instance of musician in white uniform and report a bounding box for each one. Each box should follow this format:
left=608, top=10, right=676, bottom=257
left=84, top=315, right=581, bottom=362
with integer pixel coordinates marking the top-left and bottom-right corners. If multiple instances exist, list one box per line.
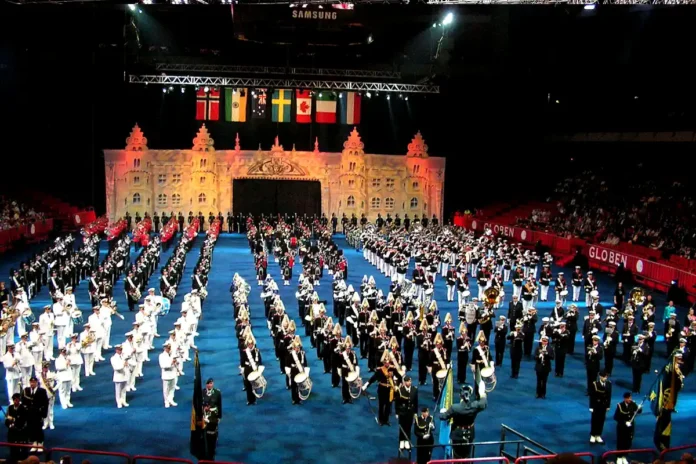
left=159, top=342, right=178, bottom=407
left=17, top=332, right=36, bottom=387
left=79, top=324, right=96, bottom=376
left=38, top=306, right=55, bottom=361
left=135, top=305, right=152, bottom=356
left=132, top=322, right=147, bottom=378
left=54, top=347, right=73, bottom=409
left=29, top=323, right=44, bottom=372
left=66, top=333, right=83, bottom=392
left=63, top=287, right=77, bottom=336
left=110, top=345, right=129, bottom=408
left=99, top=298, right=114, bottom=350
left=52, top=295, right=68, bottom=350
left=122, top=332, right=139, bottom=391
left=87, top=307, right=105, bottom=362
left=2, top=342, right=22, bottom=401
left=39, top=361, right=57, bottom=430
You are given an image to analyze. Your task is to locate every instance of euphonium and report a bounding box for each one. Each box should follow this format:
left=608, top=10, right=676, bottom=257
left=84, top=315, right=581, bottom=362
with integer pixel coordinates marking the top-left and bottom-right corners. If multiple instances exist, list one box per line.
left=81, top=333, right=95, bottom=348
left=484, top=286, right=500, bottom=308
left=629, top=287, right=646, bottom=307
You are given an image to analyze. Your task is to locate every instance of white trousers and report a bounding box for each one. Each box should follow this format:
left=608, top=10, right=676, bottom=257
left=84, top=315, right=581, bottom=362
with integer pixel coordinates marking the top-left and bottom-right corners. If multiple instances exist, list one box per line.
left=59, top=380, right=72, bottom=408
left=572, top=286, right=581, bottom=302
left=441, top=263, right=449, bottom=277
left=5, top=378, right=20, bottom=402
left=71, top=365, right=81, bottom=390
left=44, top=335, right=55, bottom=360
left=541, top=285, right=549, bottom=301
left=114, top=381, right=127, bottom=407
left=129, top=365, right=138, bottom=389
left=44, top=396, right=55, bottom=428
left=32, top=352, right=43, bottom=373
left=55, top=325, right=66, bottom=349
left=447, top=285, right=456, bottom=302
left=162, top=379, right=176, bottom=406
left=504, top=269, right=511, bottom=281
left=96, top=337, right=104, bottom=360
left=84, top=354, right=95, bottom=375
left=103, top=324, right=112, bottom=348
left=21, top=366, right=33, bottom=387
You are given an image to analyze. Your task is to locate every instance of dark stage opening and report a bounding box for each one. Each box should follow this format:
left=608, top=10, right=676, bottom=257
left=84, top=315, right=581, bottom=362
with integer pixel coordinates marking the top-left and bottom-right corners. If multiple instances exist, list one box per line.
left=233, top=179, right=321, bottom=217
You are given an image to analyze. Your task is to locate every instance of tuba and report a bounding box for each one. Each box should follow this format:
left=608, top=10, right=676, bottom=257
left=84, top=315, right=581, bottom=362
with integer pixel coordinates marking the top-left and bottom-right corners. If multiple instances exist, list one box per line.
left=629, top=287, right=645, bottom=307
left=484, top=287, right=500, bottom=308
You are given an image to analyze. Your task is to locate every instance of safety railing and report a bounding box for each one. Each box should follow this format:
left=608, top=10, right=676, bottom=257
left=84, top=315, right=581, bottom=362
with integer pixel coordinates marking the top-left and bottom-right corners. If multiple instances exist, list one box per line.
left=660, top=444, right=696, bottom=461
left=0, top=441, right=49, bottom=460
left=133, top=455, right=196, bottom=464
left=500, top=424, right=555, bottom=460
left=199, top=461, right=245, bottom=464
left=601, top=448, right=658, bottom=463
left=429, top=456, right=511, bottom=464
left=400, top=441, right=526, bottom=460
left=515, top=452, right=595, bottom=464
left=50, top=447, right=131, bottom=464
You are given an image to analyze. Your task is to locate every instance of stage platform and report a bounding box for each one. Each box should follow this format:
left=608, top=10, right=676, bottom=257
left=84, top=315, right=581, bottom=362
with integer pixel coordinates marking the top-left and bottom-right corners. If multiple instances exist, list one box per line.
left=0, top=234, right=693, bottom=464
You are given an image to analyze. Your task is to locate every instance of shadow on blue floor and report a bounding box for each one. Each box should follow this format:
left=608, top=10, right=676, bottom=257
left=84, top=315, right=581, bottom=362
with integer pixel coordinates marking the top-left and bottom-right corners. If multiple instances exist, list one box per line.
left=1, top=234, right=693, bottom=464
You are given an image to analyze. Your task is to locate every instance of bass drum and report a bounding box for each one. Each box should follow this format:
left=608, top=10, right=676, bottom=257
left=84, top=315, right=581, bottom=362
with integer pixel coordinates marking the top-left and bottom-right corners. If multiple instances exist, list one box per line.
left=293, top=372, right=313, bottom=400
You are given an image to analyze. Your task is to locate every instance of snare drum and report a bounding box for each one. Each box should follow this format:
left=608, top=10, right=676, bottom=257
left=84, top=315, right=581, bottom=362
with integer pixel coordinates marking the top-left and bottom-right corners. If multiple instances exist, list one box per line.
left=435, top=369, right=448, bottom=380
left=247, top=365, right=266, bottom=382
left=71, top=310, right=83, bottom=326
left=590, top=290, right=599, bottom=299
left=161, top=297, right=171, bottom=315
left=345, top=368, right=361, bottom=383
left=463, top=290, right=471, bottom=297
left=22, top=310, right=36, bottom=326
left=294, top=372, right=308, bottom=384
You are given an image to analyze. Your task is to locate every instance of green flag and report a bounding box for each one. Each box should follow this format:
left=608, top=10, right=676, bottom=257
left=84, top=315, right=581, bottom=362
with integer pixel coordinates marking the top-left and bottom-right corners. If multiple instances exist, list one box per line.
left=190, top=350, right=208, bottom=459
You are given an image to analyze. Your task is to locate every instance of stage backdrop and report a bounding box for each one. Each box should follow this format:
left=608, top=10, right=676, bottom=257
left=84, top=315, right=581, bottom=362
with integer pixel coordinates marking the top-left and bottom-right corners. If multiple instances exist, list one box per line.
left=102, top=124, right=445, bottom=222
left=233, top=179, right=321, bottom=217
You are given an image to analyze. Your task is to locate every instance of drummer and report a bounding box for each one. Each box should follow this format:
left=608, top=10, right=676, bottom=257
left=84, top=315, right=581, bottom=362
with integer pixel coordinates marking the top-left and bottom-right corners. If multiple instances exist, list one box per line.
left=242, top=336, right=263, bottom=406
left=430, top=333, right=449, bottom=402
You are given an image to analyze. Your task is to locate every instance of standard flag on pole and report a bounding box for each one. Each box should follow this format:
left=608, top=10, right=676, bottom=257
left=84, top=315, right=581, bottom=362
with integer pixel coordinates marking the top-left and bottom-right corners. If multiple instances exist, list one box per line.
left=339, top=91, right=361, bottom=124
left=224, top=87, right=247, bottom=122
left=251, top=88, right=268, bottom=119
left=196, top=88, right=220, bottom=121
left=650, top=357, right=682, bottom=451
left=271, top=89, right=293, bottom=123
left=296, top=90, right=312, bottom=123
left=315, top=92, right=337, bottom=124
left=190, top=350, right=208, bottom=459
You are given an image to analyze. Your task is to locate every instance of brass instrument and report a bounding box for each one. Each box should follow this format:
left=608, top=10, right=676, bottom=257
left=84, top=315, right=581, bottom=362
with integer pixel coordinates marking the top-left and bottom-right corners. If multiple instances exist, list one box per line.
left=643, top=302, right=654, bottom=321
left=629, top=287, right=646, bottom=307
left=108, top=300, right=126, bottom=320
left=81, top=333, right=95, bottom=348
left=484, top=286, right=500, bottom=308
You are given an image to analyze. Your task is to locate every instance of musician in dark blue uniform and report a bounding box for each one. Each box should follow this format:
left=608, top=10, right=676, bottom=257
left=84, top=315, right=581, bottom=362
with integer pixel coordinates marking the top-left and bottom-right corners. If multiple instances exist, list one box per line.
left=439, top=380, right=488, bottom=459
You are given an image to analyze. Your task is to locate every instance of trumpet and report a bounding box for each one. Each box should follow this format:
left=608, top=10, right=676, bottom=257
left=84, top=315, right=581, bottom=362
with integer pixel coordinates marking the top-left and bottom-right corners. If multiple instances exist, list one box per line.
left=108, top=300, right=126, bottom=320
left=603, top=336, right=611, bottom=349
left=587, top=345, right=598, bottom=356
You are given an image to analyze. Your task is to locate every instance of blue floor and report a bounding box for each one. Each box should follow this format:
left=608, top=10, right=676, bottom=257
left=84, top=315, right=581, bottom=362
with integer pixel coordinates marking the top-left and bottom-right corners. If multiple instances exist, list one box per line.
left=1, top=234, right=694, bottom=464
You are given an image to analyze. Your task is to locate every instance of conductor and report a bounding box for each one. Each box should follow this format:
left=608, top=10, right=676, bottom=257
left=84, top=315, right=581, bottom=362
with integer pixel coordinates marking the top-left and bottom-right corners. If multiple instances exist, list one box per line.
left=439, top=379, right=488, bottom=459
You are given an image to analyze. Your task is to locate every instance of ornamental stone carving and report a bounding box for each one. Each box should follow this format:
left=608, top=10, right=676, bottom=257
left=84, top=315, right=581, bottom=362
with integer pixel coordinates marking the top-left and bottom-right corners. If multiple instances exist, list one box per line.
left=407, top=131, right=428, bottom=158
left=247, top=157, right=307, bottom=177
left=343, top=127, right=364, bottom=155
left=125, top=124, right=148, bottom=151
left=192, top=124, right=215, bottom=152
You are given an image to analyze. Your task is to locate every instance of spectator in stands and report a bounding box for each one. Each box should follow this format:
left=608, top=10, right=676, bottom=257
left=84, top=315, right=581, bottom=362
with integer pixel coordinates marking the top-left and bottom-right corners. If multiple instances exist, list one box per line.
left=0, top=197, right=45, bottom=231
left=664, top=301, right=676, bottom=322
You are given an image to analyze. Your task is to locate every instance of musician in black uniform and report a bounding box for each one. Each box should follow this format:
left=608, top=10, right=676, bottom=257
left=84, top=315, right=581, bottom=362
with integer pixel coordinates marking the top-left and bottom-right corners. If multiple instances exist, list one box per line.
left=396, top=376, right=418, bottom=451
left=507, top=321, right=525, bottom=378
left=613, top=392, right=641, bottom=464
left=124, top=270, right=140, bottom=312
left=363, top=351, right=403, bottom=425
left=534, top=336, right=554, bottom=399
left=456, top=322, right=471, bottom=384
left=339, top=337, right=359, bottom=405
left=630, top=334, right=650, bottom=393
left=439, top=380, right=488, bottom=460
left=494, top=316, right=508, bottom=366
left=5, top=393, right=29, bottom=462
left=331, top=214, right=338, bottom=234
left=285, top=337, right=309, bottom=405
left=414, top=407, right=435, bottom=464
left=22, top=377, right=48, bottom=452
left=586, top=335, right=604, bottom=395
left=589, top=371, right=612, bottom=444
left=429, top=334, right=449, bottom=401
left=241, top=338, right=262, bottom=406
left=507, top=295, right=523, bottom=330
left=552, top=321, right=570, bottom=377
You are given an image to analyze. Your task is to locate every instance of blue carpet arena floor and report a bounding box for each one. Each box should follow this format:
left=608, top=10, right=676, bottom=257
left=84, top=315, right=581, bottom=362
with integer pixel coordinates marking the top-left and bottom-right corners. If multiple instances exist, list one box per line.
left=1, top=234, right=693, bottom=464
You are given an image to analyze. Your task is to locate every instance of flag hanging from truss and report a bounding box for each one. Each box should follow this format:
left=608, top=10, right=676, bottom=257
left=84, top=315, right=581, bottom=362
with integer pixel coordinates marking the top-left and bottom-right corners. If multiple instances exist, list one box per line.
left=271, top=89, right=293, bottom=123
left=224, top=87, right=247, bottom=122
left=251, top=88, right=268, bottom=119
left=339, top=91, right=361, bottom=125
left=296, top=90, right=312, bottom=124
left=196, top=88, right=220, bottom=121
left=316, top=92, right=337, bottom=124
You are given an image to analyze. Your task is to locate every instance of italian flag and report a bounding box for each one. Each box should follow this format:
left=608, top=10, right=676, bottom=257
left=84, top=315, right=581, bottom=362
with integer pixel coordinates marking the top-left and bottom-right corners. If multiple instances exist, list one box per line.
left=315, top=92, right=337, bottom=124
left=296, top=90, right=312, bottom=124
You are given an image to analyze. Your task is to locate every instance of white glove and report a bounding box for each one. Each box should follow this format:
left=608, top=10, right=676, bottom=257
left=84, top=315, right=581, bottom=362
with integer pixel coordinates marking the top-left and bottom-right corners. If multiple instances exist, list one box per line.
left=362, top=383, right=368, bottom=391
left=440, top=407, right=447, bottom=414
left=589, top=408, right=593, bottom=412
left=625, top=421, right=632, bottom=427
left=423, top=434, right=430, bottom=440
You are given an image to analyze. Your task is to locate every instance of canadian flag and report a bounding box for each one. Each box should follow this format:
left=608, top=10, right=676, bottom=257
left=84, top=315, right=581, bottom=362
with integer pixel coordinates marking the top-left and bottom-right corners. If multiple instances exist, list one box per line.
left=296, top=90, right=312, bottom=123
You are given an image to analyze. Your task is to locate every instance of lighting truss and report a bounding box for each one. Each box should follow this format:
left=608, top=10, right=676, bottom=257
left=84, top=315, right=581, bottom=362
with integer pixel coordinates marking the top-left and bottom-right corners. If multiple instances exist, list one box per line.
left=154, top=63, right=402, bottom=79
left=129, top=74, right=440, bottom=93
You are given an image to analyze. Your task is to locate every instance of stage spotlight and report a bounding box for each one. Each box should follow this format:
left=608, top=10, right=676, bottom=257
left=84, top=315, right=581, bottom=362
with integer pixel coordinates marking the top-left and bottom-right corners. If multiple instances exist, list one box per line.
left=181, top=87, right=185, bottom=93
left=169, top=86, right=174, bottom=91
left=405, top=96, right=409, bottom=101
left=162, top=87, right=167, bottom=93
left=204, top=86, right=210, bottom=93
left=432, top=23, right=436, bottom=28
left=138, top=9, right=142, bottom=13
left=399, top=94, right=403, bottom=99
left=366, top=92, right=371, bottom=98
left=127, top=4, right=135, bottom=11
left=443, top=12, right=453, bottom=25
left=387, top=95, right=390, bottom=100
left=584, top=3, right=596, bottom=9
left=319, top=92, right=323, bottom=97
left=367, top=34, right=373, bottom=44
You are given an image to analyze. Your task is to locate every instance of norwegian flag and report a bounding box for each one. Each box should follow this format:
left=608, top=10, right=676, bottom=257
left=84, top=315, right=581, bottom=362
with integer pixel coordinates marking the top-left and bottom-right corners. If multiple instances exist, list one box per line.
left=196, top=88, right=220, bottom=121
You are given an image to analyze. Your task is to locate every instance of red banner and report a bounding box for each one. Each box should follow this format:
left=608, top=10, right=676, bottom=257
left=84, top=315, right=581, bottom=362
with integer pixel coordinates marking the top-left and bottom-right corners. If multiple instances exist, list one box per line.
left=0, top=220, right=54, bottom=250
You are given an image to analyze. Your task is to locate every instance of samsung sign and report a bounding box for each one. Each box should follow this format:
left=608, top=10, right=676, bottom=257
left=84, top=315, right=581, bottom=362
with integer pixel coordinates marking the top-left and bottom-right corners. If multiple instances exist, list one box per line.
left=292, top=10, right=339, bottom=20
